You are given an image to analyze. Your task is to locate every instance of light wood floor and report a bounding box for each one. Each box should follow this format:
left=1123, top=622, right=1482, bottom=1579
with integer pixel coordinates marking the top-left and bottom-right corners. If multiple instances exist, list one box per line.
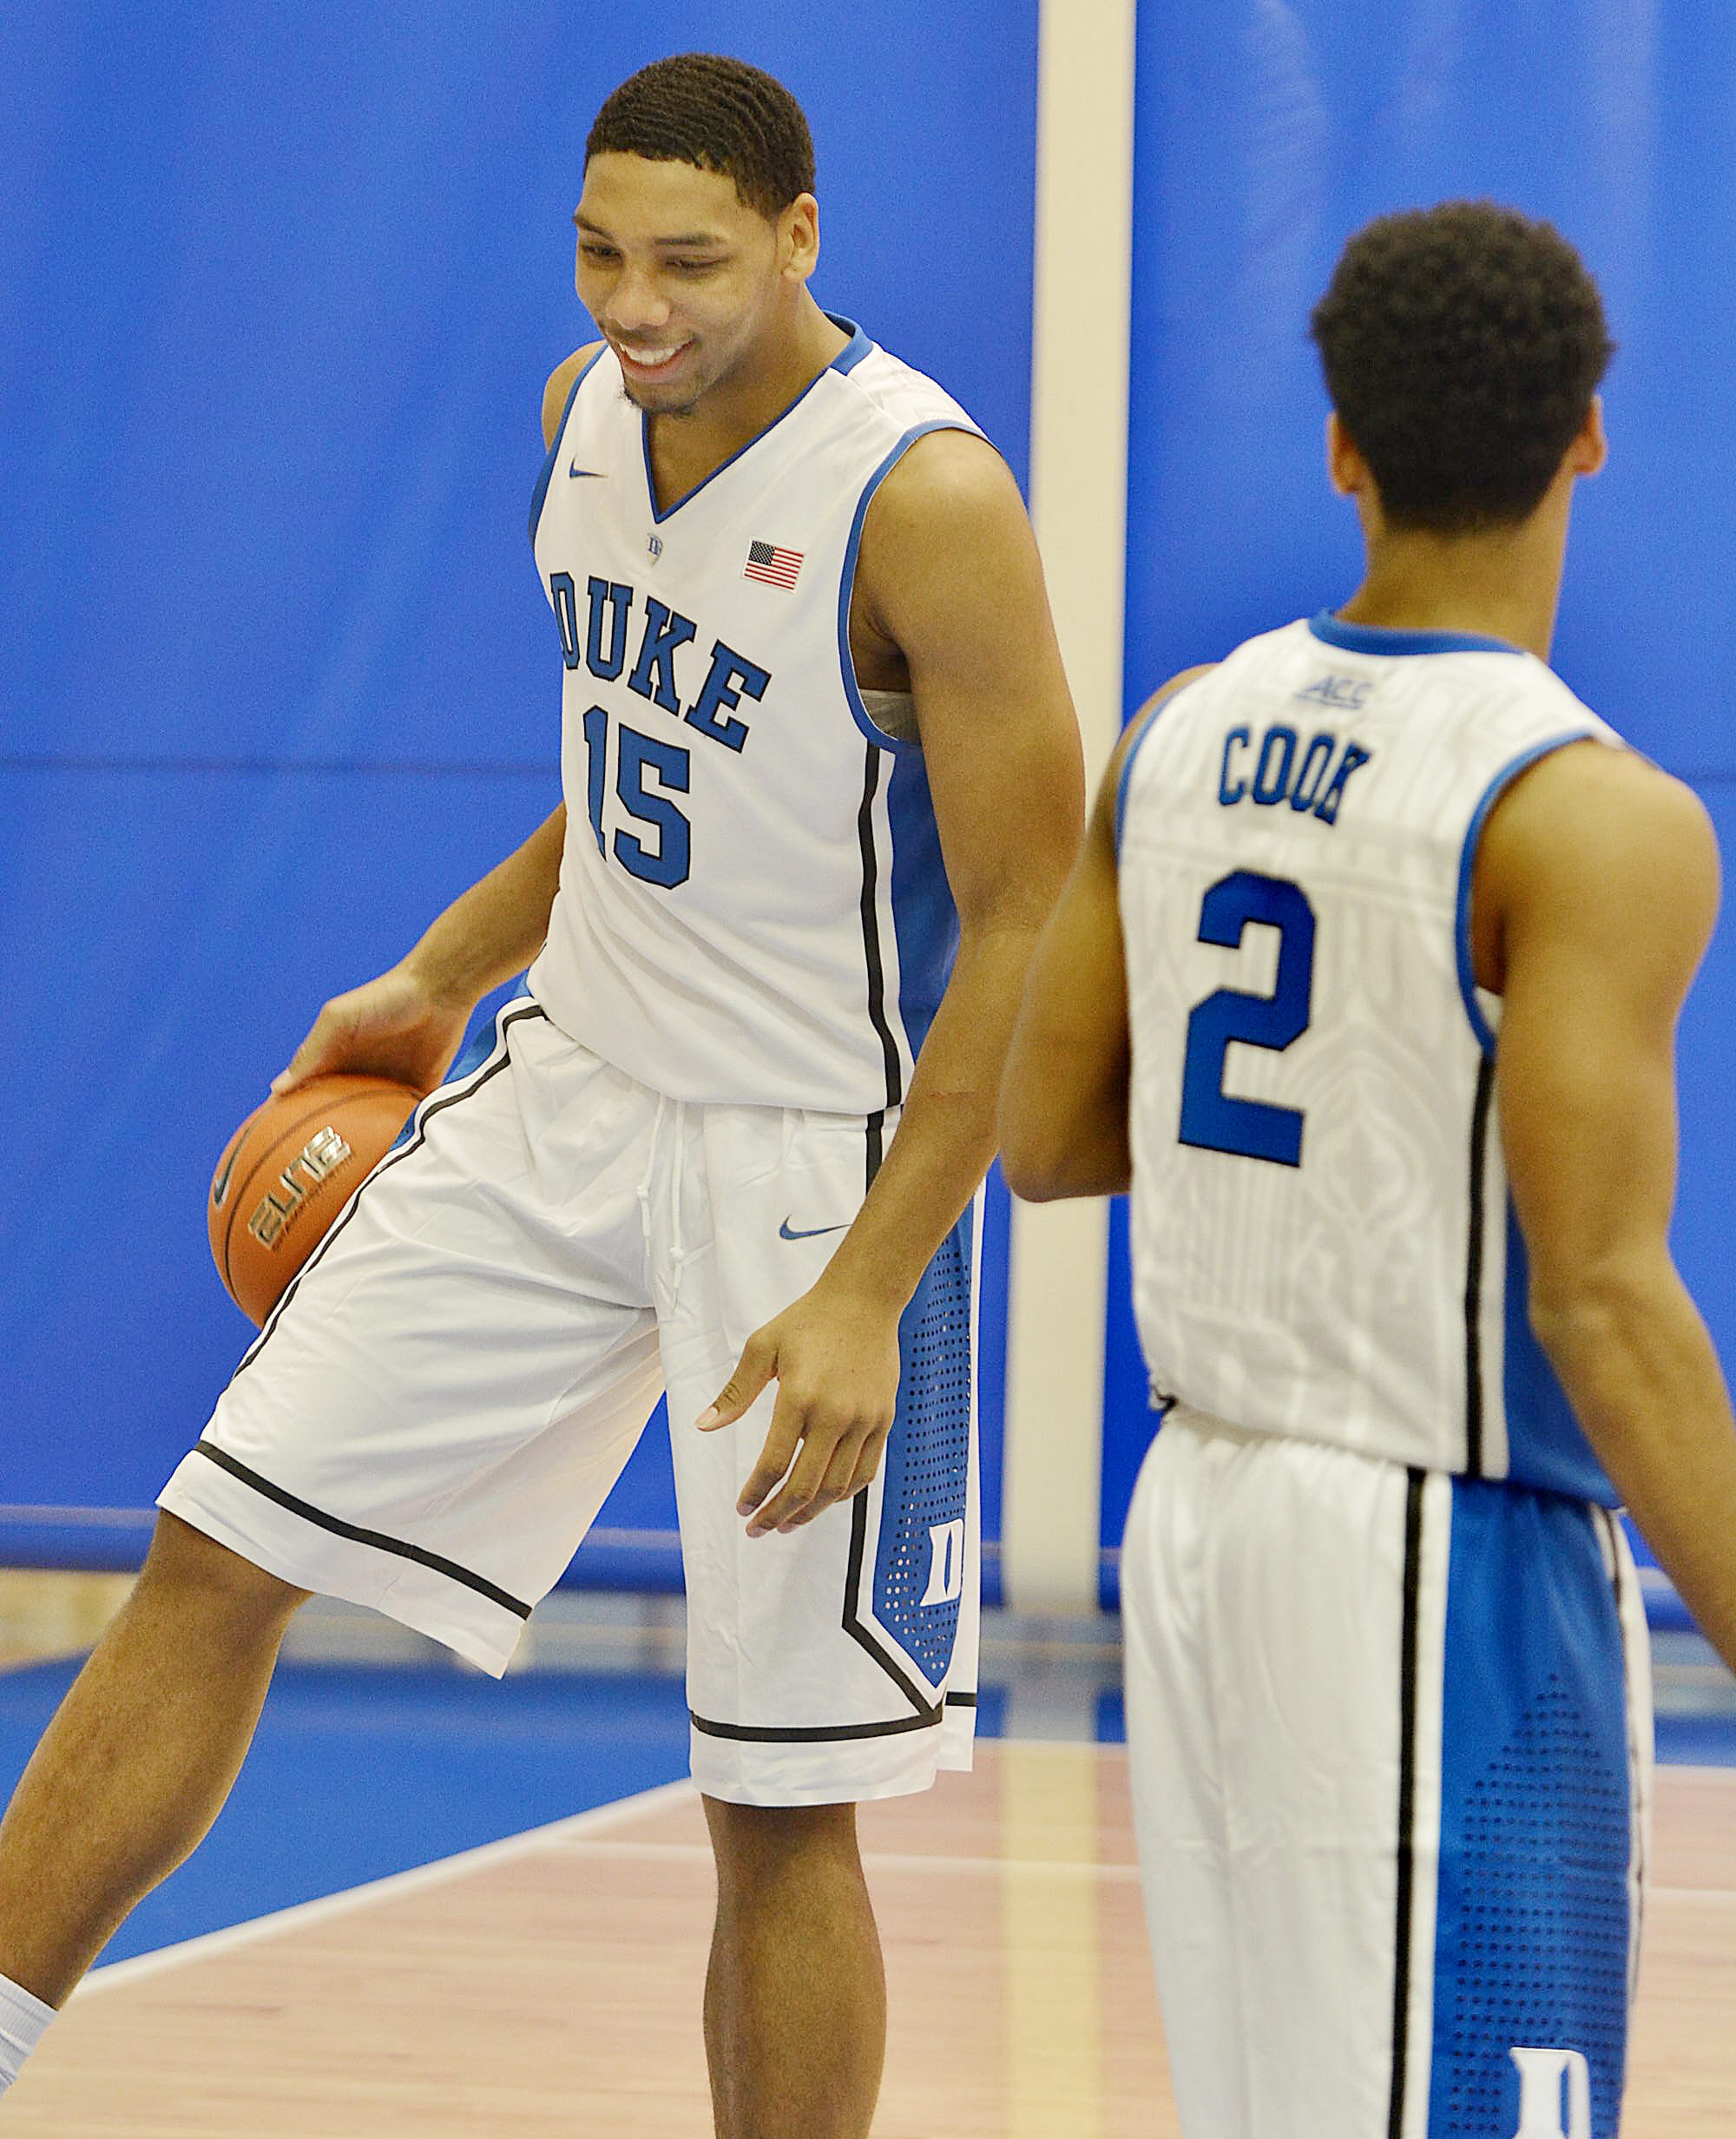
left=0, top=1744, right=1728, bottom=2134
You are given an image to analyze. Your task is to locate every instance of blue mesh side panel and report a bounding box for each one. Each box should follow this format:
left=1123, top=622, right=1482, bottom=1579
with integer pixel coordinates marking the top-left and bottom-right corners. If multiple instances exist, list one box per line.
left=870, top=1205, right=974, bottom=1687
left=1430, top=1482, right=1634, bottom=2139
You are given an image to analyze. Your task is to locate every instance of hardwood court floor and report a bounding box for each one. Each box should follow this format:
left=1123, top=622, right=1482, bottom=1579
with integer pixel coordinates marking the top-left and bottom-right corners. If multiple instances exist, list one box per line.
left=3, top=1746, right=1733, bottom=2135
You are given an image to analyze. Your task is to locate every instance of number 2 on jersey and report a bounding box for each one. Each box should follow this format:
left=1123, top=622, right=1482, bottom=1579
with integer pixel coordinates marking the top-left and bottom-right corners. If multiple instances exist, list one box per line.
left=1179, top=869, right=1316, bottom=1166
left=581, top=706, right=692, bottom=889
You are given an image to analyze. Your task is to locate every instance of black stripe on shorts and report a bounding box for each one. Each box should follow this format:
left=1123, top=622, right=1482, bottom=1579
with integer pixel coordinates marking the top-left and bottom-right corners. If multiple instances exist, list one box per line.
left=688, top=1689, right=974, bottom=1744
left=191, top=1439, right=534, bottom=1619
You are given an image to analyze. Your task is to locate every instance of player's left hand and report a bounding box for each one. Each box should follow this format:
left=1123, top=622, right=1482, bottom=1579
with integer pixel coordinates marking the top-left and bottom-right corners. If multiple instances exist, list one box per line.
left=696, top=1278, right=902, bottom=1537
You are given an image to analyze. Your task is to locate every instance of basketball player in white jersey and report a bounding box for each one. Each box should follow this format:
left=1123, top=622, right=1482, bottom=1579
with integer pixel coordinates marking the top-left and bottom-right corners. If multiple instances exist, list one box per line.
left=0, top=56, right=1082, bottom=2133
left=1001, top=202, right=1736, bottom=2139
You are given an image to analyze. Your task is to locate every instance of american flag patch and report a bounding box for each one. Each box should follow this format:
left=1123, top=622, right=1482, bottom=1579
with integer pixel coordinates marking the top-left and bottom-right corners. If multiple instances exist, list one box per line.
left=744, top=540, right=803, bottom=589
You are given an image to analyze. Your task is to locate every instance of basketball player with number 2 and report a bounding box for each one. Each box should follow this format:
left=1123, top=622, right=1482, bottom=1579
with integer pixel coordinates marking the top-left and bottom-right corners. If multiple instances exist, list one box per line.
left=1002, top=202, right=1736, bottom=2139
left=0, top=56, right=1082, bottom=2135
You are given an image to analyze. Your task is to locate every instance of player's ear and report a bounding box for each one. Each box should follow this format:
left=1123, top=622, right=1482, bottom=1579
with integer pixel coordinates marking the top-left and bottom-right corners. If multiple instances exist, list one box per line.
left=1568, top=394, right=1608, bottom=480
left=1325, top=411, right=1365, bottom=498
left=780, top=193, right=820, bottom=283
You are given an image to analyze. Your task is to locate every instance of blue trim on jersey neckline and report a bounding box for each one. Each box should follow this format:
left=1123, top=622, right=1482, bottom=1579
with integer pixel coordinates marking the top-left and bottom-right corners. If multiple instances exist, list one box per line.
left=1453, top=728, right=1595, bottom=1052
left=1310, top=611, right=1523, bottom=659
left=527, top=345, right=608, bottom=547
left=837, top=419, right=976, bottom=756
left=640, top=313, right=871, bottom=525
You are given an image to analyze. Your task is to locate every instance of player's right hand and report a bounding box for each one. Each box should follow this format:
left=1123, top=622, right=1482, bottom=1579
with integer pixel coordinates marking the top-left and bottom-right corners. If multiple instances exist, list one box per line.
left=271, top=964, right=472, bottom=1099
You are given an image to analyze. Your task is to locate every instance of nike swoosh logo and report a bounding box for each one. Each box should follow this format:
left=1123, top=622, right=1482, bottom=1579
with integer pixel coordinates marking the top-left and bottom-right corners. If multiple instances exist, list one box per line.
left=569, top=461, right=605, bottom=478
left=779, top=1218, right=849, bottom=1241
left=211, top=1147, right=239, bottom=1208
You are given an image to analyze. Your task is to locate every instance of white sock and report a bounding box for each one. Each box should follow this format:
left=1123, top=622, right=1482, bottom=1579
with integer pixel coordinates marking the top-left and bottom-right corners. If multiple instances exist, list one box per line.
left=0, top=1972, right=55, bottom=2093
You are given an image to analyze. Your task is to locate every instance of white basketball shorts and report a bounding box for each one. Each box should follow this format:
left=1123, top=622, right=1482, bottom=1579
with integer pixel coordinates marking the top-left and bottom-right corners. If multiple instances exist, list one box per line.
left=160, top=998, right=980, bottom=1806
left=1121, top=1407, right=1651, bottom=2139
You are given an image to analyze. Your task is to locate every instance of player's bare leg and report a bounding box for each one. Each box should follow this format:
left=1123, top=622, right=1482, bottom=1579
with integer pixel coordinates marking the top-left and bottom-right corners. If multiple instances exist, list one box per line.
left=0, top=1512, right=306, bottom=2005
left=701, top=1796, right=885, bottom=2139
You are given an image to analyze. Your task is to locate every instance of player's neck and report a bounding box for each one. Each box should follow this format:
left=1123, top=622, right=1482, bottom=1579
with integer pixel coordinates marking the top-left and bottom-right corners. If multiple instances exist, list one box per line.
left=1338, top=497, right=1573, bottom=661
left=648, top=296, right=848, bottom=480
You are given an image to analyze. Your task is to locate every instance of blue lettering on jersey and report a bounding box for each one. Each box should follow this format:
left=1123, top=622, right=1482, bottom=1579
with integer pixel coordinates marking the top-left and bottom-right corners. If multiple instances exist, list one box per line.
left=1312, top=741, right=1372, bottom=825
left=1292, top=731, right=1337, bottom=812
left=1252, top=725, right=1297, bottom=805
left=586, top=577, right=632, bottom=680
left=685, top=642, right=770, bottom=754
left=1220, top=726, right=1253, bottom=805
left=554, top=579, right=776, bottom=760
left=1220, top=724, right=1373, bottom=826
left=550, top=572, right=582, bottom=671
left=628, top=597, right=699, bottom=714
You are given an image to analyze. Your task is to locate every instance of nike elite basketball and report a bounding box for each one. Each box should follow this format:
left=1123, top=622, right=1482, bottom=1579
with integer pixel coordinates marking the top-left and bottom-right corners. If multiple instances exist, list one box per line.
left=208, top=1076, right=422, bottom=1324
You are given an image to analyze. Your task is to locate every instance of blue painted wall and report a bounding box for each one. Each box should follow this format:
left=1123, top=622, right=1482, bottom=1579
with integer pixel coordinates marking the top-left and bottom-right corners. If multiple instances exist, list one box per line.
left=10, top=3, right=1719, bottom=1606
left=0, top=4, right=1036, bottom=1571
left=1105, top=0, right=1736, bottom=1586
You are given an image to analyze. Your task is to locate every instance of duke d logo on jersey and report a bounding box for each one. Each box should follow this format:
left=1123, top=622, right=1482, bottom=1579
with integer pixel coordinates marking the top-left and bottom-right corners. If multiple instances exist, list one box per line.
left=921, top=1520, right=966, bottom=1607
left=1509, top=2047, right=1592, bottom=2138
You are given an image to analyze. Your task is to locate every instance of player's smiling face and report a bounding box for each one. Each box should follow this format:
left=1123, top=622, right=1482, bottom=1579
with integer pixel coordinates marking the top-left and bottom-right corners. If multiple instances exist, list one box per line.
left=575, top=154, right=802, bottom=416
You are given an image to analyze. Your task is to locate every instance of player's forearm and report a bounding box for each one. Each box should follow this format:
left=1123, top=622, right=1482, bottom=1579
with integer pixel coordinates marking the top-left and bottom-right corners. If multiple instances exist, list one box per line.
left=402, top=806, right=567, bottom=1009
left=1535, top=1262, right=1736, bottom=1671
left=821, top=922, right=1036, bottom=1313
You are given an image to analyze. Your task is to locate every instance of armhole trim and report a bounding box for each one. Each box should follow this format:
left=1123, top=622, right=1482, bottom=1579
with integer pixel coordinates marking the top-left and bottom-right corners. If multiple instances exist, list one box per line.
left=1454, top=728, right=1595, bottom=1053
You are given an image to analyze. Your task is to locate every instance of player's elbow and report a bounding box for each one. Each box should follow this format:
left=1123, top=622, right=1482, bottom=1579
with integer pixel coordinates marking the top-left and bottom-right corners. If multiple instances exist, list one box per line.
left=1000, top=1148, right=1126, bottom=1202
left=1526, top=1254, right=1674, bottom=1381
left=997, top=1135, right=1069, bottom=1201
left=996, top=1095, right=1129, bottom=1202
left=995, top=1089, right=1056, bottom=1198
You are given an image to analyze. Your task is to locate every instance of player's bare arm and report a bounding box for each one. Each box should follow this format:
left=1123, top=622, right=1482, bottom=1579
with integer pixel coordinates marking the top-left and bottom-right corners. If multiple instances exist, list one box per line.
left=273, top=805, right=568, bottom=1096
left=1482, top=738, right=1736, bottom=1668
left=998, top=667, right=1216, bottom=1201
left=703, top=428, right=1084, bottom=1532
left=273, top=363, right=601, bottom=1100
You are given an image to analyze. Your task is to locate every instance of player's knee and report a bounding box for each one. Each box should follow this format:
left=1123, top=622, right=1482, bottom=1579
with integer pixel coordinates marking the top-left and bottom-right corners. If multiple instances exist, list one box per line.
left=702, top=1796, right=862, bottom=1887
left=135, top=1510, right=310, bottom=1629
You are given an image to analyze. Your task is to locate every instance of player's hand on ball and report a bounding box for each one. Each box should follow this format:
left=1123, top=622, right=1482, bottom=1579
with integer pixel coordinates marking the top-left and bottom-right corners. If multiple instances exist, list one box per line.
left=272, top=963, right=471, bottom=1100
left=699, top=1277, right=902, bottom=1536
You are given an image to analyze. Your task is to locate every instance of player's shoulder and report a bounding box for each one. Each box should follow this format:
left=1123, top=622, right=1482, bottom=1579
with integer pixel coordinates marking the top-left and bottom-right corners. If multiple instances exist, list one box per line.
left=865, top=421, right=1022, bottom=547
left=1496, top=734, right=1711, bottom=859
left=835, top=333, right=983, bottom=440
left=1116, top=666, right=1220, bottom=770
left=1485, top=736, right=1719, bottom=948
left=542, top=341, right=608, bottom=449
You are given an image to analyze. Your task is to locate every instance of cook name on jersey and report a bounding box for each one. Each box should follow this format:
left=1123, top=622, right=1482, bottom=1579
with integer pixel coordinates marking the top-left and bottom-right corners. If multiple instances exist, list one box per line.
left=549, top=570, right=771, bottom=760
left=1216, top=706, right=1376, bottom=823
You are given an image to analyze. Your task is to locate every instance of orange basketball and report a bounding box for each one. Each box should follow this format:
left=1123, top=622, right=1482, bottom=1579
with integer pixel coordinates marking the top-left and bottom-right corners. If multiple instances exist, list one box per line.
left=208, top=1074, right=423, bottom=1325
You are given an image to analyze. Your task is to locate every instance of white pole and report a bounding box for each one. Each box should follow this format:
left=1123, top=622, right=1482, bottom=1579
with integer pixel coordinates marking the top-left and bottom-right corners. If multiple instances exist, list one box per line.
left=1003, top=0, right=1138, bottom=1611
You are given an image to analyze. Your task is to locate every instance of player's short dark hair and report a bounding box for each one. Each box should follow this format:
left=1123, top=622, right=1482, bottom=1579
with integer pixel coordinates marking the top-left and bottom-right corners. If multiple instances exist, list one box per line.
left=1309, top=201, right=1614, bottom=534
left=586, top=55, right=815, bottom=222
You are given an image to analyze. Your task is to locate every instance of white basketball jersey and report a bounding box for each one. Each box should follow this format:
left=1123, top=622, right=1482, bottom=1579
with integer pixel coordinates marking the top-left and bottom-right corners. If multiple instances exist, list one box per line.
left=1118, top=614, right=1624, bottom=1498
left=527, top=318, right=981, bottom=1115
